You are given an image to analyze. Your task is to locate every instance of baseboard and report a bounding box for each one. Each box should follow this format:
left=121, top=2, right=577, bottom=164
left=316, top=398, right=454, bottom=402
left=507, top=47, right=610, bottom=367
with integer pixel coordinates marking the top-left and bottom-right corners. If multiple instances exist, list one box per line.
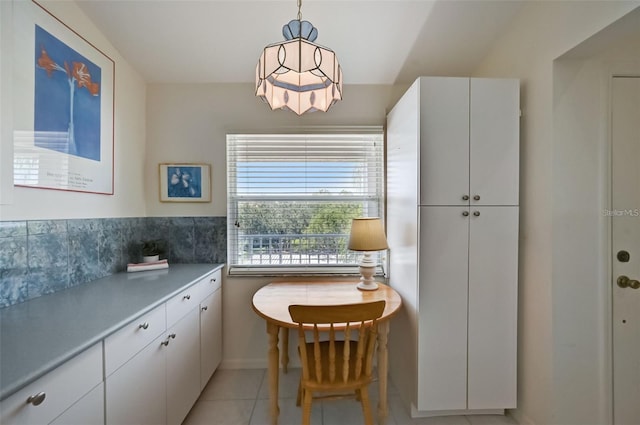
left=410, top=406, right=505, bottom=418
left=220, top=358, right=302, bottom=370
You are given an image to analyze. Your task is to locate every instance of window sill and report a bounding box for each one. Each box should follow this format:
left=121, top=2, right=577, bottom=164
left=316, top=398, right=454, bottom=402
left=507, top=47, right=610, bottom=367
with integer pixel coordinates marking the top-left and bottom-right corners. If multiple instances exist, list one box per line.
left=227, top=265, right=384, bottom=278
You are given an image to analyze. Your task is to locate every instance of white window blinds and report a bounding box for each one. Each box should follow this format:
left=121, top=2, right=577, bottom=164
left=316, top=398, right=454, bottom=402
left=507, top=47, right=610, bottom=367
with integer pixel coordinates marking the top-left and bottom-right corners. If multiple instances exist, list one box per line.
left=226, top=132, right=384, bottom=274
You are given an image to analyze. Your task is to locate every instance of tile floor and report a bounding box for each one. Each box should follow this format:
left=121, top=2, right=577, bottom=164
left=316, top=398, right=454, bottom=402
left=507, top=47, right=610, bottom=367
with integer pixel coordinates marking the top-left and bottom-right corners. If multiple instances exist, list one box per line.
left=182, top=368, right=519, bottom=425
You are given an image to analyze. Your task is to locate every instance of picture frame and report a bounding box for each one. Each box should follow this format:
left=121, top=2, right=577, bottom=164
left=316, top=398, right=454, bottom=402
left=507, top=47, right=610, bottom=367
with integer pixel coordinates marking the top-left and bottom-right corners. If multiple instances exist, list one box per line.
left=10, top=0, right=115, bottom=194
left=159, top=163, right=211, bottom=203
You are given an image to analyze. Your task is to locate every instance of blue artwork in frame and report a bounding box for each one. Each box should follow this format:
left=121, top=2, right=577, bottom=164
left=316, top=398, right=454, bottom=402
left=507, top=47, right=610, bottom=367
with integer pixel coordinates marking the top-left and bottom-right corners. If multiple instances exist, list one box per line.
left=34, top=24, right=101, bottom=161
left=168, top=166, right=202, bottom=198
left=159, top=163, right=211, bottom=203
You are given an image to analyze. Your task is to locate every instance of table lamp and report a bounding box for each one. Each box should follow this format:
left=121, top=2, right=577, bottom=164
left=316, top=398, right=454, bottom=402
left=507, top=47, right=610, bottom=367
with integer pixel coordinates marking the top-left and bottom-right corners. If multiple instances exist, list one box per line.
left=348, top=217, right=389, bottom=291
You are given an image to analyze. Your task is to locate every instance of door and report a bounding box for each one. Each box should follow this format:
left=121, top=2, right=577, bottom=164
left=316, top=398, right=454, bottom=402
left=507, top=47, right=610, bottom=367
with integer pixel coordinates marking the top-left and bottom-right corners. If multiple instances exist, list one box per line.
left=612, top=76, right=640, bottom=425
left=200, top=288, right=222, bottom=390
left=105, top=334, right=166, bottom=425
left=417, top=206, right=469, bottom=411
left=166, top=307, right=201, bottom=425
left=418, top=77, right=470, bottom=206
left=469, top=78, right=520, bottom=207
left=467, top=206, right=518, bottom=409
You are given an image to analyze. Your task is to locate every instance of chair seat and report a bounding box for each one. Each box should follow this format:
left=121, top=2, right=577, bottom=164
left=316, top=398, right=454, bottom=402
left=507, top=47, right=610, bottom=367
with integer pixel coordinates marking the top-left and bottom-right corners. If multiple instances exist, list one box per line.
left=302, top=340, right=373, bottom=391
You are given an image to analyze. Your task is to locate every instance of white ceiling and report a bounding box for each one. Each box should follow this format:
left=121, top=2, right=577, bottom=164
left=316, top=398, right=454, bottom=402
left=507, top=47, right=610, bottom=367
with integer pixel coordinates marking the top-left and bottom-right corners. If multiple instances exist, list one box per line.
left=74, top=0, right=526, bottom=85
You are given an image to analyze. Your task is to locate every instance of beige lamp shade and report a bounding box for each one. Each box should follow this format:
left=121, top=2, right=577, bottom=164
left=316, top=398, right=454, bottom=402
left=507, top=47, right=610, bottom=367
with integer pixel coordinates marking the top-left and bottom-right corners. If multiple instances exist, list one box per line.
left=348, top=218, right=389, bottom=252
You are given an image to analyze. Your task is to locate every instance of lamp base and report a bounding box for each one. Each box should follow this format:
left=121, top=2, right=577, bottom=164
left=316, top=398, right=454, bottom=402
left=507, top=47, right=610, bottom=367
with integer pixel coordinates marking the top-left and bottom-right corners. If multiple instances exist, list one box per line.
left=356, top=262, right=379, bottom=291
left=357, top=280, right=379, bottom=291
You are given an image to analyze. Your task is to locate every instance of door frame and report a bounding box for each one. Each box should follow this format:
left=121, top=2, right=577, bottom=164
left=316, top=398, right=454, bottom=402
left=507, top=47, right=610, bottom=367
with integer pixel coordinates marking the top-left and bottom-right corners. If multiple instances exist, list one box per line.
left=608, top=73, right=640, bottom=424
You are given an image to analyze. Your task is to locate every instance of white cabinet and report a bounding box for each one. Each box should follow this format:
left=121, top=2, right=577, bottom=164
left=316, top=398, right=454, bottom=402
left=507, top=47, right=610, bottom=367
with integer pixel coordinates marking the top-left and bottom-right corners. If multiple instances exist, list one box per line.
left=50, top=383, right=104, bottom=425
left=104, top=268, right=223, bottom=425
left=200, top=282, right=222, bottom=389
left=105, top=333, right=167, bottom=425
left=166, top=308, right=201, bottom=425
left=418, top=77, right=519, bottom=206
left=387, top=77, right=519, bottom=416
left=0, top=343, right=103, bottom=425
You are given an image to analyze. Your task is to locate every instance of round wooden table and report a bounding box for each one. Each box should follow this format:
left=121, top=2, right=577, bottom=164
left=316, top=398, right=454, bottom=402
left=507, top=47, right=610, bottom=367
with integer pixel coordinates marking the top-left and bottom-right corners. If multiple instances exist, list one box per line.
left=252, top=280, right=402, bottom=425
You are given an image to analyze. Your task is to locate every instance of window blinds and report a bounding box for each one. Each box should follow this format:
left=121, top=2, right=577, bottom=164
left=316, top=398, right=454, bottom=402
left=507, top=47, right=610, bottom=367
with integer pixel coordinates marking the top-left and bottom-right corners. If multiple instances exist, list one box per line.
left=226, top=133, right=384, bottom=273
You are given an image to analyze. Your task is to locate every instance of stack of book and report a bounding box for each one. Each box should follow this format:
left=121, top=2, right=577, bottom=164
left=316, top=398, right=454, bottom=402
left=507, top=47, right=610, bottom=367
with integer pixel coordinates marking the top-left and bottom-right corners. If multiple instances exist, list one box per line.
left=127, top=259, right=169, bottom=273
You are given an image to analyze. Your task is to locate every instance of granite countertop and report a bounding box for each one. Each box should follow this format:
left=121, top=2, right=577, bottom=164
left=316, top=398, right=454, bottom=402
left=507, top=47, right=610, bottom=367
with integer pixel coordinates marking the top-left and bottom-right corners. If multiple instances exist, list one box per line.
left=0, top=263, right=223, bottom=401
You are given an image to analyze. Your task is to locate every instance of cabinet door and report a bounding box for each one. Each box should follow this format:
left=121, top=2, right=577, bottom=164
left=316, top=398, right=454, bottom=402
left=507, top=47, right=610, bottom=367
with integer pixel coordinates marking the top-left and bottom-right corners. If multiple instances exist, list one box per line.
left=467, top=206, right=518, bottom=409
left=0, top=344, right=102, bottom=425
left=417, top=206, right=469, bottom=411
left=200, top=288, right=222, bottom=390
left=105, top=334, right=167, bottom=425
left=49, top=383, right=104, bottom=425
left=166, top=308, right=201, bottom=425
left=469, top=79, right=520, bottom=206
left=419, top=77, right=470, bottom=206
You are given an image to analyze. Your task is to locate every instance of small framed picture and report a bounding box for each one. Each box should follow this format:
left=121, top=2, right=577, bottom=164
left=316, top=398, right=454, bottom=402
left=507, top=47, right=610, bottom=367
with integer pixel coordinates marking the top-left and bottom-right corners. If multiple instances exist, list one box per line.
left=159, top=163, right=211, bottom=202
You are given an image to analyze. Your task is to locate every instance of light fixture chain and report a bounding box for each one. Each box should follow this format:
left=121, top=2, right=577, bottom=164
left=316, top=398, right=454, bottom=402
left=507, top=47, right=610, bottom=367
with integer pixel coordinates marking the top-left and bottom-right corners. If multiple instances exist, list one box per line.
left=297, top=0, right=302, bottom=21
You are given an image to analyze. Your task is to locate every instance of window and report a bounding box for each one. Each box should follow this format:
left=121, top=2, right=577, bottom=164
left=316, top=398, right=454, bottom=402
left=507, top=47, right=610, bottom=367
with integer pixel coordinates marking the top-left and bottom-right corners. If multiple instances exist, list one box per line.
left=227, top=132, right=384, bottom=275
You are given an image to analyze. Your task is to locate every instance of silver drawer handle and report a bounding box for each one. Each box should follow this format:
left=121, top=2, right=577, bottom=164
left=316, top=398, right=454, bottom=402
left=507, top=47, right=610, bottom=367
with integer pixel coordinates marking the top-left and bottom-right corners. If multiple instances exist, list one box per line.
left=210, top=278, right=217, bottom=283
left=27, top=392, right=46, bottom=406
left=161, top=339, right=170, bottom=347
left=138, top=322, right=149, bottom=330
left=183, top=294, right=191, bottom=300
left=169, top=333, right=176, bottom=339
left=201, top=306, right=208, bottom=312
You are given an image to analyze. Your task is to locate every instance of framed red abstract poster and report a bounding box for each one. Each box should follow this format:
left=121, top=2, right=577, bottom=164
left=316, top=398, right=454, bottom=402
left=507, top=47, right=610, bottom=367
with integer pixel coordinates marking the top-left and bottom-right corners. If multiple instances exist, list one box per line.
left=11, top=0, right=115, bottom=194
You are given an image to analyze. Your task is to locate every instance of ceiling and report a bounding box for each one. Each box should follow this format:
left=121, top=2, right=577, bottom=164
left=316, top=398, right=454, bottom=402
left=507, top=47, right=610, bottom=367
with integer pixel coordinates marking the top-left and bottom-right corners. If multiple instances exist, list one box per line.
left=74, top=0, right=526, bottom=85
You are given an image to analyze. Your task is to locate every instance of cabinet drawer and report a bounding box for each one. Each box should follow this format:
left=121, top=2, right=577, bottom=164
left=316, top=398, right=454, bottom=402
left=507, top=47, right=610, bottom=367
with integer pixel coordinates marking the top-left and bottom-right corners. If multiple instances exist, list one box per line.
left=166, top=282, right=203, bottom=328
left=0, top=343, right=102, bottom=425
left=104, top=304, right=166, bottom=377
left=198, top=269, right=222, bottom=300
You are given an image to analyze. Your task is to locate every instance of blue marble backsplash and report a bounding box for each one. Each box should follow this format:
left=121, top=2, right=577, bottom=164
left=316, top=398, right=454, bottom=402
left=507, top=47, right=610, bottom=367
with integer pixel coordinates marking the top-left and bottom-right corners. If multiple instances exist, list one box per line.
left=0, top=216, right=226, bottom=308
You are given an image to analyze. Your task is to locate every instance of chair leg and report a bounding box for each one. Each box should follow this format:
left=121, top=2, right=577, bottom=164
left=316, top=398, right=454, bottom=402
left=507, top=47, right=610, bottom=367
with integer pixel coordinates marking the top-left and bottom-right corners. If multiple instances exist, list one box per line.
left=302, top=388, right=313, bottom=425
left=296, top=379, right=302, bottom=406
left=359, top=386, right=374, bottom=425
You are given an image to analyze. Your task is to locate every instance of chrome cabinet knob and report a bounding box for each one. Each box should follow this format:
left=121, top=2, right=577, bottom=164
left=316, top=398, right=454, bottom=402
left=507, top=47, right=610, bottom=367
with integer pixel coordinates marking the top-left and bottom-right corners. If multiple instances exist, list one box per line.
left=169, top=333, right=176, bottom=339
left=161, top=339, right=170, bottom=347
left=462, top=195, right=469, bottom=201
left=462, top=211, right=469, bottom=217
left=183, top=294, right=191, bottom=300
left=201, top=306, right=208, bottom=312
left=473, top=211, right=480, bottom=217
left=473, top=195, right=480, bottom=201
left=210, top=278, right=217, bottom=283
left=138, top=322, right=149, bottom=330
left=27, top=392, right=46, bottom=406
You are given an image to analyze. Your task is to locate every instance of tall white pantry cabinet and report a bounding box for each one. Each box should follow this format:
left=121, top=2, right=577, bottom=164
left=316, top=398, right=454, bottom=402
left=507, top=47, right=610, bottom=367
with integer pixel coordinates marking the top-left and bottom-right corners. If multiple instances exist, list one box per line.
left=386, top=77, right=519, bottom=416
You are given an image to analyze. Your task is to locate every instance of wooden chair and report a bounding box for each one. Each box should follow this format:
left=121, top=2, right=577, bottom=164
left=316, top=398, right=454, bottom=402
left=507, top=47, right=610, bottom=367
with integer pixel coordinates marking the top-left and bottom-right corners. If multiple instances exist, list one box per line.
left=288, top=300, right=386, bottom=425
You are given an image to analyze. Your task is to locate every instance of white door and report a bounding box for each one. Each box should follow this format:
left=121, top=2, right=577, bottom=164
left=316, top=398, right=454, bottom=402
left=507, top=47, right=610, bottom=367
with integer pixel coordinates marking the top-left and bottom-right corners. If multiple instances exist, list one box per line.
left=469, top=78, right=520, bottom=207
left=467, top=206, right=518, bottom=409
left=417, top=206, right=469, bottom=411
left=611, top=76, right=640, bottom=425
left=166, top=308, right=201, bottom=425
left=418, top=77, right=470, bottom=206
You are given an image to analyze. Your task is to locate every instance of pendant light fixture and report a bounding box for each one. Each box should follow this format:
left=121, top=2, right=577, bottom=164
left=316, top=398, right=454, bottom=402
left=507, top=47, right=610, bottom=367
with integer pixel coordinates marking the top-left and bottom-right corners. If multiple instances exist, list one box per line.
left=255, top=0, right=343, bottom=115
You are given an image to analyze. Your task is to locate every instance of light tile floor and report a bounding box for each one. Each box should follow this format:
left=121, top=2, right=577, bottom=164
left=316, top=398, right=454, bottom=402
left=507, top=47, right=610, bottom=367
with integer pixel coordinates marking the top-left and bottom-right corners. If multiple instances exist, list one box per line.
left=182, top=368, right=519, bottom=425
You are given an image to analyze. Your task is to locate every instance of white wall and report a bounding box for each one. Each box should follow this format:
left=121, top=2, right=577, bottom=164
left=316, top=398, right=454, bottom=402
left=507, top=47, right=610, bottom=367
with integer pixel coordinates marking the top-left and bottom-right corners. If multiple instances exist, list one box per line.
left=0, top=0, right=147, bottom=221
left=145, top=82, right=406, bottom=368
left=552, top=25, right=640, bottom=425
left=473, top=2, right=640, bottom=424
left=144, top=83, right=406, bottom=217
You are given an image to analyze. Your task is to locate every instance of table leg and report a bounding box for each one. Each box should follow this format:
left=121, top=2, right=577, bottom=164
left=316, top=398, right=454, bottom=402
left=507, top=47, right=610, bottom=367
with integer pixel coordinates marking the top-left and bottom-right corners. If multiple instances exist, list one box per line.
left=281, top=327, right=289, bottom=373
left=267, top=322, right=280, bottom=425
left=377, top=321, right=390, bottom=425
